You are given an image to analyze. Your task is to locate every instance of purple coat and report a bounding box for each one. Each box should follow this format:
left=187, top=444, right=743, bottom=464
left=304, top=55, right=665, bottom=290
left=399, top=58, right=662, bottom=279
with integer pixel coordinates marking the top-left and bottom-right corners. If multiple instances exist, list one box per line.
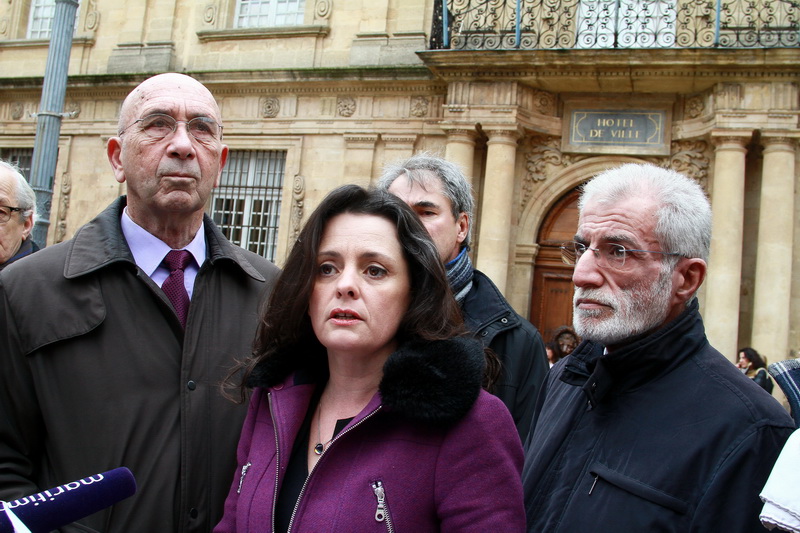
left=215, top=338, right=525, bottom=532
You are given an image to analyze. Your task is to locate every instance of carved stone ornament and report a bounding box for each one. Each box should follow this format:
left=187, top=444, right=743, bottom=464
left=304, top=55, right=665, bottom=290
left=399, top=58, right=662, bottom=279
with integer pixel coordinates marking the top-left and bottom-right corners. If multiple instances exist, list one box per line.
left=644, top=139, right=710, bottom=191
left=0, top=16, right=8, bottom=37
left=204, top=3, right=217, bottom=25
left=261, top=96, right=280, bottom=118
left=55, top=171, right=72, bottom=244
left=290, top=174, right=306, bottom=243
left=84, top=0, right=100, bottom=32
left=315, top=0, right=332, bottom=19
left=686, top=96, right=705, bottom=119
left=532, top=90, right=556, bottom=115
left=65, top=101, right=81, bottom=119
left=410, top=96, right=429, bottom=118
left=337, top=97, right=356, bottom=117
left=520, top=135, right=588, bottom=211
left=10, top=102, right=24, bottom=120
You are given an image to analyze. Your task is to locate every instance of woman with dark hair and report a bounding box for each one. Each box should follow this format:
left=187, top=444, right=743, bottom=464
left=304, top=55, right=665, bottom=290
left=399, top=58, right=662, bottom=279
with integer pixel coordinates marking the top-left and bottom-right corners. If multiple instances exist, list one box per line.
left=215, top=185, right=524, bottom=532
left=738, top=347, right=774, bottom=393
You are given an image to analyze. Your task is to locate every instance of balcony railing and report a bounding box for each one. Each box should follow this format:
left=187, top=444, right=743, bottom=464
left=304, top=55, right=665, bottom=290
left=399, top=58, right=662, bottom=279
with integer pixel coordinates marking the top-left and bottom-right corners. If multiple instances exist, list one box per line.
left=430, top=0, right=800, bottom=50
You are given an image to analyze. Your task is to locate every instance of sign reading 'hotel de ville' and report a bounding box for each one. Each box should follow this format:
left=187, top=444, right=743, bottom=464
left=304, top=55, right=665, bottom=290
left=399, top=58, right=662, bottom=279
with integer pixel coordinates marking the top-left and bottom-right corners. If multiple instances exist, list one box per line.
left=562, top=97, right=673, bottom=156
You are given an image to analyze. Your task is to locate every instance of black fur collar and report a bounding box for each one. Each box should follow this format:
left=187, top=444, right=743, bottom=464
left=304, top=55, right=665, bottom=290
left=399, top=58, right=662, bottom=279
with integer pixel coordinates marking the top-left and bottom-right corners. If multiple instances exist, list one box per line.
left=248, top=337, right=486, bottom=426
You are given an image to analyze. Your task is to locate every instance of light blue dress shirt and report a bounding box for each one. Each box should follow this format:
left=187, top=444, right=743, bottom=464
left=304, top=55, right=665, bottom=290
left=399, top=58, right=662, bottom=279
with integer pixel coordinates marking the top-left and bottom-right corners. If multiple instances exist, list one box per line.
left=120, top=207, right=206, bottom=299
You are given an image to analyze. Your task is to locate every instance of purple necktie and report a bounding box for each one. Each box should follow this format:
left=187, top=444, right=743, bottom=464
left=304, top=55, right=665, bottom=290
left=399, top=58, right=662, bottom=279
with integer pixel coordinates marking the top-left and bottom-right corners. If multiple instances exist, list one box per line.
left=161, top=250, right=192, bottom=329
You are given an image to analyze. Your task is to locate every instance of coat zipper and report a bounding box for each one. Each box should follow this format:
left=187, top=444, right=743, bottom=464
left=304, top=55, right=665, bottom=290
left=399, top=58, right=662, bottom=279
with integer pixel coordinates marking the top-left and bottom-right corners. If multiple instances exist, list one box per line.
left=237, top=461, right=252, bottom=494
left=286, top=404, right=383, bottom=533
left=268, top=392, right=281, bottom=533
left=371, top=480, right=394, bottom=533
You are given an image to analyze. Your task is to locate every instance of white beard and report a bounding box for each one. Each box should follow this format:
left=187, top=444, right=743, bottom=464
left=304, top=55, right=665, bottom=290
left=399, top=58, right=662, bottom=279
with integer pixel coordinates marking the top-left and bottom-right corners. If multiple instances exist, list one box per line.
left=573, top=266, right=673, bottom=346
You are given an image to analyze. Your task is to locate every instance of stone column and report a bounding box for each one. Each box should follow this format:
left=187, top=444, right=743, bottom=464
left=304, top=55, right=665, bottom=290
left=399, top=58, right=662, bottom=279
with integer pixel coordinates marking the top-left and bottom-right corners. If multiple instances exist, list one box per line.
left=475, top=128, right=520, bottom=294
left=444, top=128, right=477, bottom=186
left=751, top=135, right=797, bottom=361
left=705, top=134, right=749, bottom=361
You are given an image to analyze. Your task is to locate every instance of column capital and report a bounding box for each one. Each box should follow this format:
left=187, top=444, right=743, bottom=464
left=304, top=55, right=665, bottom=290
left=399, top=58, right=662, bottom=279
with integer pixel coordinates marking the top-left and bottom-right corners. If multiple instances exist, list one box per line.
left=484, top=126, right=523, bottom=145
left=761, top=133, right=800, bottom=150
left=440, top=121, right=478, bottom=134
left=514, top=243, right=540, bottom=265
left=343, top=133, right=379, bottom=147
left=710, top=131, right=750, bottom=150
left=442, top=128, right=478, bottom=142
left=382, top=134, right=417, bottom=147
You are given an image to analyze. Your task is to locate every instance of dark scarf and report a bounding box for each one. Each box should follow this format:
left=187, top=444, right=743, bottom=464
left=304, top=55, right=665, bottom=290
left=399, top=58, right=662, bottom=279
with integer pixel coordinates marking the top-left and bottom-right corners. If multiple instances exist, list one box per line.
left=446, top=247, right=474, bottom=303
left=0, top=236, right=39, bottom=271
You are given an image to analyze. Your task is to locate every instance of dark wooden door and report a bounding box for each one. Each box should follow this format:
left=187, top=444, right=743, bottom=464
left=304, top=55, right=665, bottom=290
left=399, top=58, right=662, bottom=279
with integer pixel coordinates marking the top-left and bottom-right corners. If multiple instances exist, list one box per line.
left=530, top=188, right=580, bottom=344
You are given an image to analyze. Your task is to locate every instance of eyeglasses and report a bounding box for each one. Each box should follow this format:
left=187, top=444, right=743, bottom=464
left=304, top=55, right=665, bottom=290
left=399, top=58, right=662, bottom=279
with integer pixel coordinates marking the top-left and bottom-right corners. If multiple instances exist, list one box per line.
left=118, top=113, right=223, bottom=142
left=0, top=205, right=23, bottom=224
left=560, top=241, right=681, bottom=270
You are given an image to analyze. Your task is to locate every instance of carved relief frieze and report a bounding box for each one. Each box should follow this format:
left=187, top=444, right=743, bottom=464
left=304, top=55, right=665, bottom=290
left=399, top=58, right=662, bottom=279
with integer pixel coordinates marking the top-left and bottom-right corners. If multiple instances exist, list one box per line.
left=65, top=101, right=81, bottom=119
left=520, top=134, right=588, bottom=211
left=644, top=139, right=711, bottom=190
left=0, top=17, right=8, bottom=37
left=409, top=96, right=429, bottom=118
left=55, top=172, right=72, bottom=244
left=337, top=97, right=356, bottom=117
left=532, top=90, right=556, bottom=116
left=685, top=95, right=705, bottom=119
left=10, top=102, right=24, bottom=120
left=260, top=96, right=280, bottom=118
left=290, top=174, right=305, bottom=243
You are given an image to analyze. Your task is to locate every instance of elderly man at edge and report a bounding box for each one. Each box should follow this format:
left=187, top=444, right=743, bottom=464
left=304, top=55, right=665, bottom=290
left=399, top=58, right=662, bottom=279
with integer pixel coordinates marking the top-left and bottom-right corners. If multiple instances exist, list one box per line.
left=0, top=160, right=38, bottom=270
left=379, top=153, right=549, bottom=442
left=522, top=163, right=794, bottom=532
left=0, top=73, right=280, bottom=532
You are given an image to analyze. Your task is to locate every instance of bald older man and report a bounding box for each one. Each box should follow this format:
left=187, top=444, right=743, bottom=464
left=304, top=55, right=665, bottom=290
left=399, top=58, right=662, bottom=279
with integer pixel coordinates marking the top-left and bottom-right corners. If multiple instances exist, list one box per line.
left=0, top=160, right=37, bottom=270
left=0, top=74, right=280, bottom=532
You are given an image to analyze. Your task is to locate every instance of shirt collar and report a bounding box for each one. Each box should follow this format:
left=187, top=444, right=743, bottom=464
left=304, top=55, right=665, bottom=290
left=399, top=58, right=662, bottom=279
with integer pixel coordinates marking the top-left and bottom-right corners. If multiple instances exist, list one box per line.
left=120, top=207, right=206, bottom=276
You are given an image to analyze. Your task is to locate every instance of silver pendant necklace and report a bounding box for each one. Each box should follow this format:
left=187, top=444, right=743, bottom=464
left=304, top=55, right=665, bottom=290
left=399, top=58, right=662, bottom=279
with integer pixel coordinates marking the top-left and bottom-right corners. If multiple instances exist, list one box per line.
left=314, top=399, right=332, bottom=456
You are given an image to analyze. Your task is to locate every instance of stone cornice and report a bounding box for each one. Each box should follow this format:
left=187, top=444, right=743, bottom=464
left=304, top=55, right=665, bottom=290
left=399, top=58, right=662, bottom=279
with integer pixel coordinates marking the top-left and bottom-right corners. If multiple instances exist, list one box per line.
left=0, top=69, right=444, bottom=96
left=0, top=36, right=95, bottom=49
left=417, top=48, right=800, bottom=92
left=196, top=25, right=329, bottom=42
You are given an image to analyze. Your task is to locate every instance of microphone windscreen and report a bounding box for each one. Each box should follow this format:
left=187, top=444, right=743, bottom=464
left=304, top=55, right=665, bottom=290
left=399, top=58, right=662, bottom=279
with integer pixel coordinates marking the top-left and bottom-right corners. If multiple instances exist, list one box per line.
left=0, top=467, right=136, bottom=533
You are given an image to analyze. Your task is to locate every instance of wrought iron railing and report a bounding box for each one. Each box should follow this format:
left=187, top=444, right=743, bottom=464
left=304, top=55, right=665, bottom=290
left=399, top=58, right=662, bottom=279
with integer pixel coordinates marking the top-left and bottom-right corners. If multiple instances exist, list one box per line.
left=430, top=0, right=800, bottom=50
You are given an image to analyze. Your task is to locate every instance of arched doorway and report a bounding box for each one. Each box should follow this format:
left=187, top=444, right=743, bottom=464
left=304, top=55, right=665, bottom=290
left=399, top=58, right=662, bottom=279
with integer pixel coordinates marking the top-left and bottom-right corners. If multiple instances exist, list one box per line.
left=529, top=187, right=580, bottom=343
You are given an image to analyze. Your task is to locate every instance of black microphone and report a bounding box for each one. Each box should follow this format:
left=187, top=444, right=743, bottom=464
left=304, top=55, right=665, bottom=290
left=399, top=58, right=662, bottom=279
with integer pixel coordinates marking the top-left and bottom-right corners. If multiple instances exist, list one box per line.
left=0, top=467, right=136, bottom=533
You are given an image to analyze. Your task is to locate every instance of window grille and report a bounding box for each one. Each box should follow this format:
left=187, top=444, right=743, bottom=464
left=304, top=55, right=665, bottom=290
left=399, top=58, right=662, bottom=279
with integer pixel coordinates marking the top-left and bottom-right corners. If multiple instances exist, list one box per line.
left=576, top=0, right=677, bottom=49
left=234, top=0, right=305, bottom=28
left=208, top=150, right=286, bottom=261
left=0, top=149, right=34, bottom=179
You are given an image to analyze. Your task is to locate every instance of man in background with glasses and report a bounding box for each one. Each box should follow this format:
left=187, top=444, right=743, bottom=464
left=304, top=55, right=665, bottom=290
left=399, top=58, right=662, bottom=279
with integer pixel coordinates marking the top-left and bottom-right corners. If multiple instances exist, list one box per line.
left=522, top=163, right=794, bottom=532
left=0, top=160, right=37, bottom=271
left=0, top=73, right=280, bottom=532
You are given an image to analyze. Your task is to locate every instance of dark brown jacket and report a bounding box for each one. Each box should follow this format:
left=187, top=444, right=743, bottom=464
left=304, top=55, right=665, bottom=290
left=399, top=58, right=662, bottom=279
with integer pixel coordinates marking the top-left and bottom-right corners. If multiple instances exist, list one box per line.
left=0, top=197, right=280, bottom=532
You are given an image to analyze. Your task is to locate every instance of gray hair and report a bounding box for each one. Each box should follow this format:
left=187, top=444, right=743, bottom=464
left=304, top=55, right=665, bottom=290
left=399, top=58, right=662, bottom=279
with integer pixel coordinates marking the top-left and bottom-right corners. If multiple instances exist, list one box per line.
left=0, top=160, right=36, bottom=223
left=579, top=163, right=711, bottom=263
left=377, top=153, right=475, bottom=249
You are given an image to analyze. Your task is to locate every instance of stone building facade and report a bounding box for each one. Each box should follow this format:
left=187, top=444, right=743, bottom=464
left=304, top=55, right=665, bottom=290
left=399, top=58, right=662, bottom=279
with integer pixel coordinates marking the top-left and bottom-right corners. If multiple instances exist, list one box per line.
left=0, top=0, right=798, bottom=368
